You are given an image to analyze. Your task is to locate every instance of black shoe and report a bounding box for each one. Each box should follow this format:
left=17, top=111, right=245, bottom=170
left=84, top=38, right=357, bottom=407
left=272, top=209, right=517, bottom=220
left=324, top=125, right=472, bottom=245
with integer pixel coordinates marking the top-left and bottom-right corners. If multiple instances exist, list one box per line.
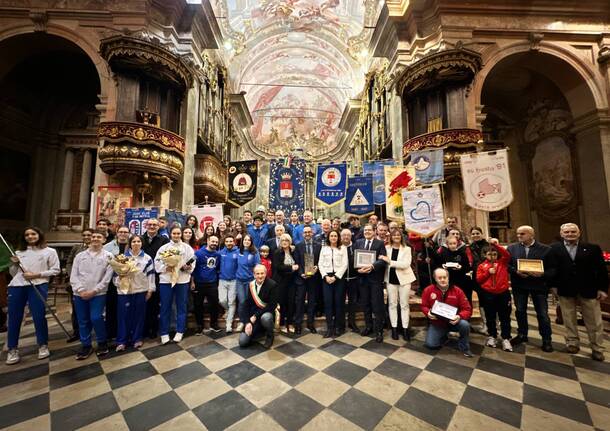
left=76, top=346, right=93, bottom=360
left=348, top=322, right=360, bottom=333
left=336, top=328, right=345, bottom=336
left=510, top=335, right=528, bottom=346
left=391, top=328, right=399, bottom=340
left=361, top=327, right=373, bottom=337
left=307, top=324, right=317, bottom=334
left=592, top=351, right=605, bottom=362
left=263, top=334, right=274, bottom=349
left=210, top=325, right=222, bottom=333
left=375, top=332, right=384, bottom=343
left=67, top=334, right=79, bottom=343
left=542, top=341, right=554, bottom=352
left=323, top=327, right=334, bottom=338
left=96, top=342, right=109, bottom=357
left=462, top=350, right=474, bottom=358
left=195, top=326, right=204, bottom=336
left=402, top=328, right=411, bottom=342
left=295, top=326, right=302, bottom=335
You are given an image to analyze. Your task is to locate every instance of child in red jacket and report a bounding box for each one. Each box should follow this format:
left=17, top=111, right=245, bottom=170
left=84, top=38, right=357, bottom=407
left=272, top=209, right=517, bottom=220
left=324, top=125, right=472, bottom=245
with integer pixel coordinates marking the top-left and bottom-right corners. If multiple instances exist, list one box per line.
left=259, top=245, right=272, bottom=279
left=476, top=239, right=513, bottom=351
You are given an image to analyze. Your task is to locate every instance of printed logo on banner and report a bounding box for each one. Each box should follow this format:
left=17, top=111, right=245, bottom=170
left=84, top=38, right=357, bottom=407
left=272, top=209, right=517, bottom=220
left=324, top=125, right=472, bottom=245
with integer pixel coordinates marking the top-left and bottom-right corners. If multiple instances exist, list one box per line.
left=345, top=175, right=374, bottom=216
left=460, top=149, right=513, bottom=211
left=408, top=149, right=444, bottom=185
left=228, top=160, right=258, bottom=207
left=401, top=186, right=445, bottom=237
left=189, top=205, right=224, bottom=237
left=363, top=160, right=396, bottom=205
left=384, top=165, right=416, bottom=221
left=316, top=163, right=347, bottom=207
left=269, top=158, right=305, bottom=213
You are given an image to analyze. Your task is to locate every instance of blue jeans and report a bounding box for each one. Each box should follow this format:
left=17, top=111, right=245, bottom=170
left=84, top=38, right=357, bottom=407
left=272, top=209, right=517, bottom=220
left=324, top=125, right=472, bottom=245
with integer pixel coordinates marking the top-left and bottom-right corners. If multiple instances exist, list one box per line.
left=425, top=319, right=471, bottom=352
left=323, top=278, right=346, bottom=329
left=513, top=288, right=552, bottom=341
left=74, top=294, right=107, bottom=347
left=159, top=283, right=189, bottom=335
left=116, top=292, right=147, bottom=345
left=236, top=279, right=251, bottom=323
left=7, top=284, right=48, bottom=349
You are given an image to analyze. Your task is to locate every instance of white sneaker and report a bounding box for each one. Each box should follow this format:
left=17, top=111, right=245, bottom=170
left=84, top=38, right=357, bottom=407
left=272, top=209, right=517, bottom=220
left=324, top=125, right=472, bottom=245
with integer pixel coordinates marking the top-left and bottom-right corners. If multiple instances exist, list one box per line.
left=486, top=337, right=497, bottom=348
left=38, top=345, right=50, bottom=360
left=6, top=349, right=20, bottom=365
left=502, top=339, right=513, bottom=352
left=225, top=325, right=233, bottom=333
left=161, top=335, right=170, bottom=345
left=236, top=323, right=244, bottom=332
left=173, top=332, right=183, bottom=343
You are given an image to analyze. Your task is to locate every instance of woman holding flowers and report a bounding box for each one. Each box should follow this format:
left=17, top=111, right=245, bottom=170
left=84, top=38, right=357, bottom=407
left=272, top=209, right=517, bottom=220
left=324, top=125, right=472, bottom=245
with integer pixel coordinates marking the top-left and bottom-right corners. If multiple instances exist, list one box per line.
left=155, top=226, right=195, bottom=344
left=112, top=235, right=155, bottom=351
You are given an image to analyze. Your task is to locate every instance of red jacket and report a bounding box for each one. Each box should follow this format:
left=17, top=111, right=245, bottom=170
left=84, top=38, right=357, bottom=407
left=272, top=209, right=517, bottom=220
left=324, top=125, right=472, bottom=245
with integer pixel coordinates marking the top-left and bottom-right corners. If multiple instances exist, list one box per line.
left=476, top=244, right=511, bottom=294
left=421, top=284, right=472, bottom=327
left=260, top=256, right=272, bottom=279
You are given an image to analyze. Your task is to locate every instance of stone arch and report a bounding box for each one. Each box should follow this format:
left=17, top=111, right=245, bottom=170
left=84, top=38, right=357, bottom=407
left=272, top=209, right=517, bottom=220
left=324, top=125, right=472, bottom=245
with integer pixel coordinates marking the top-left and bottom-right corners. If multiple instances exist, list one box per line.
left=0, top=23, right=116, bottom=120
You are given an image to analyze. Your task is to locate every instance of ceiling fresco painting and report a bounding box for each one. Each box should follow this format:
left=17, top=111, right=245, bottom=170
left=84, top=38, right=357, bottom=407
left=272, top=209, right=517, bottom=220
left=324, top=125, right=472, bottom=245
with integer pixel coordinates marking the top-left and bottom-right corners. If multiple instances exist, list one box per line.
left=212, top=0, right=381, bottom=159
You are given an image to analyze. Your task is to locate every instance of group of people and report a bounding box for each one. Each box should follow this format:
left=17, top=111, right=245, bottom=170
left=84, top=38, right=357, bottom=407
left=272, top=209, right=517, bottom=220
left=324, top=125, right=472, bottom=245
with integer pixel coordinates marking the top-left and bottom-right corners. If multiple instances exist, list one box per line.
left=3, top=208, right=608, bottom=365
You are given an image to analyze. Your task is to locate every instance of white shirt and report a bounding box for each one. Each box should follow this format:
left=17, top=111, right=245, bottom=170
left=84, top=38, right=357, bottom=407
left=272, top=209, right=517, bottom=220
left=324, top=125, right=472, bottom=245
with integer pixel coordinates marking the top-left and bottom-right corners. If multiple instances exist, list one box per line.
left=318, top=245, right=348, bottom=280
left=9, top=247, right=60, bottom=287
left=112, top=250, right=156, bottom=294
left=70, top=248, right=114, bottom=296
left=154, top=240, right=195, bottom=285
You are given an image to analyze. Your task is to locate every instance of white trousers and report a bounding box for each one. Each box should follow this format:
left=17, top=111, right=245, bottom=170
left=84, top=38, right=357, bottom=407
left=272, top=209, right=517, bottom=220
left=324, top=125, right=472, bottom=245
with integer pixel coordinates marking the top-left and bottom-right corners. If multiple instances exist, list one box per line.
left=387, top=283, right=411, bottom=329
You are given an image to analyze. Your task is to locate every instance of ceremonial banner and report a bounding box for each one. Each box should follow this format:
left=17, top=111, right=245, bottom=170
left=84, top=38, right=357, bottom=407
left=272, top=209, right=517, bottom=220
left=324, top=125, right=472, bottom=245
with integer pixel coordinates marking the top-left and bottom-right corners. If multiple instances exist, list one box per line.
left=315, top=162, right=347, bottom=207
left=363, top=160, right=396, bottom=204
left=228, top=160, right=258, bottom=207
left=125, top=207, right=159, bottom=235
left=460, top=149, right=513, bottom=211
left=165, top=209, right=187, bottom=229
left=401, top=186, right=445, bottom=237
left=345, top=175, right=374, bottom=216
left=409, top=149, right=444, bottom=185
left=189, top=204, right=224, bottom=236
left=96, top=186, right=132, bottom=227
left=269, top=157, right=305, bottom=213
left=384, top=165, right=416, bottom=221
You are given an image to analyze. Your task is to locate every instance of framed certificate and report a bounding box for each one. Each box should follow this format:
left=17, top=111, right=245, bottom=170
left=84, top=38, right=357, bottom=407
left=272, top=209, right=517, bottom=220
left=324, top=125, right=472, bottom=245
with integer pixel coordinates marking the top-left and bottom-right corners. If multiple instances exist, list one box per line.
left=517, top=259, right=544, bottom=274
left=355, top=249, right=376, bottom=268
left=431, top=301, right=458, bottom=320
left=304, top=253, right=315, bottom=276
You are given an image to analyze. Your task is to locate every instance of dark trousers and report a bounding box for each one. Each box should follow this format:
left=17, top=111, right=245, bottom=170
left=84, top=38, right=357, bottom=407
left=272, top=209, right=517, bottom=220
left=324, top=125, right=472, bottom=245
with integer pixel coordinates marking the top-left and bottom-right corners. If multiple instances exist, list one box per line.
left=295, top=276, right=317, bottom=326
left=105, top=282, right=118, bottom=339
left=323, top=278, right=346, bottom=330
left=481, top=290, right=512, bottom=339
left=359, top=277, right=385, bottom=333
left=513, top=288, right=552, bottom=341
left=279, top=278, right=297, bottom=326
left=144, top=289, right=160, bottom=338
left=345, top=278, right=359, bottom=324
left=239, top=312, right=274, bottom=348
left=193, top=282, right=219, bottom=328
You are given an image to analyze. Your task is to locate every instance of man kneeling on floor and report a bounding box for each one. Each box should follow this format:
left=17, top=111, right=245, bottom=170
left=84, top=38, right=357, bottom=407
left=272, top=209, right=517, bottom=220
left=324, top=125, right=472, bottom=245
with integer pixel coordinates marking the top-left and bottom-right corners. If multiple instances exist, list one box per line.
left=421, top=268, right=474, bottom=357
left=239, top=264, right=278, bottom=349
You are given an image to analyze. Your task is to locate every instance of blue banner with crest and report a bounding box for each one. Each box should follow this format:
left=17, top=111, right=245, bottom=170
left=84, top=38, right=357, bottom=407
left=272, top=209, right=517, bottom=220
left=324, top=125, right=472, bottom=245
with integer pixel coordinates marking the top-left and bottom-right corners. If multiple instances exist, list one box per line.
left=363, top=160, right=396, bottom=205
left=345, top=175, right=375, bottom=216
left=269, top=157, right=305, bottom=213
left=315, top=162, right=347, bottom=207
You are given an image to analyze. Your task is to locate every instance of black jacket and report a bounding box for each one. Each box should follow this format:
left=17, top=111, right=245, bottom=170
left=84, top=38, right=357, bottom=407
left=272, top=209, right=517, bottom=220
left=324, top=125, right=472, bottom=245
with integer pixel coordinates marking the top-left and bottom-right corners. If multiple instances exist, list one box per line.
left=354, top=238, right=387, bottom=283
left=343, top=242, right=358, bottom=280
left=272, top=248, right=297, bottom=289
left=430, top=246, right=472, bottom=292
left=547, top=241, right=608, bottom=298
left=294, top=241, right=321, bottom=278
left=507, top=241, right=551, bottom=292
left=142, top=233, right=170, bottom=260
left=245, top=278, right=279, bottom=319
left=266, top=237, right=282, bottom=254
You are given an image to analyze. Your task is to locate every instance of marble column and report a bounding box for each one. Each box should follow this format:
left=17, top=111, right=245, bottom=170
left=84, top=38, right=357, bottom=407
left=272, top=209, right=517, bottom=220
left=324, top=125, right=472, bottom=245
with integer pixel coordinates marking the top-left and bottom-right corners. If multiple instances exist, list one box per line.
left=78, top=149, right=93, bottom=210
left=60, top=149, right=74, bottom=210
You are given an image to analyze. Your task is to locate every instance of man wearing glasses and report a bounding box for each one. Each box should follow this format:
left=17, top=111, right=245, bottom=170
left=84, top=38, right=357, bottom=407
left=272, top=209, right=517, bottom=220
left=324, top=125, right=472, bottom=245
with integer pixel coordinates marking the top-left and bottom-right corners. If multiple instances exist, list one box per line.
left=142, top=218, right=169, bottom=339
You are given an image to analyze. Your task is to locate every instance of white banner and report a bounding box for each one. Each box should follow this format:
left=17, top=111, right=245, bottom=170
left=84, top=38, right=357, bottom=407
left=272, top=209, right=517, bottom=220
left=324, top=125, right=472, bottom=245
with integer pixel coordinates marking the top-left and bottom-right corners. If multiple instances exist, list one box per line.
left=401, top=186, right=445, bottom=237
left=460, top=149, right=513, bottom=211
left=189, top=204, right=224, bottom=236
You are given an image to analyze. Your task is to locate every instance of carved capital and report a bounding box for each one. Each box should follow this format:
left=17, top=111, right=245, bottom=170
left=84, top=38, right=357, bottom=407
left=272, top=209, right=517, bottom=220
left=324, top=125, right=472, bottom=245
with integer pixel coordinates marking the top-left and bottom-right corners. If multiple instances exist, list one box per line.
left=528, top=33, right=544, bottom=51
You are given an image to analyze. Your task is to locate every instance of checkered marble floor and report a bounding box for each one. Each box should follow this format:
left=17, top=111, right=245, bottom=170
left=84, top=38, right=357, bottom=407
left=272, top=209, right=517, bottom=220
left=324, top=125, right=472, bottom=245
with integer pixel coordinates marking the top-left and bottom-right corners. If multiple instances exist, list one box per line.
left=1, top=307, right=609, bottom=431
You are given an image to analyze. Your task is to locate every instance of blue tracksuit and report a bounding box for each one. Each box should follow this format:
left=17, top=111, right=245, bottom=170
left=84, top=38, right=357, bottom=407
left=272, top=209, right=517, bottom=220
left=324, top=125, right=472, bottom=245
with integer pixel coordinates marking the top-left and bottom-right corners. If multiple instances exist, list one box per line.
left=219, top=247, right=239, bottom=281
left=236, top=250, right=261, bottom=282
left=247, top=225, right=269, bottom=249
left=193, top=248, right=219, bottom=283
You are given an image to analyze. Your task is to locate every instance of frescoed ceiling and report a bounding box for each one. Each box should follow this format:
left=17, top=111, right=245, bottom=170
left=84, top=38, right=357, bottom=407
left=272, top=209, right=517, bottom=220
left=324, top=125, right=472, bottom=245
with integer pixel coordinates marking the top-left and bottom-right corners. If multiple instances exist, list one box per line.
left=212, top=0, right=381, bottom=159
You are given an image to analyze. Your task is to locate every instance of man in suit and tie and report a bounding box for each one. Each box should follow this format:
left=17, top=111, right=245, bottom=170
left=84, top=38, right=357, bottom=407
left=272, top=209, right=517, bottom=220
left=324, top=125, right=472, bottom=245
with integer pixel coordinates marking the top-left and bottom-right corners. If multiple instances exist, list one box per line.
left=547, top=223, right=608, bottom=361
left=267, top=210, right=293, bottom=240
left=507, top=226, right=553, bottom=352
left=239, top=264, right=278, bottom=349
left=265, top=225, right=286, bottom=254
left=294, top=226, right=321, bottom=335
left=355, top=224, right=388, bottom=342
left=341, top=228, right=360, bottom=333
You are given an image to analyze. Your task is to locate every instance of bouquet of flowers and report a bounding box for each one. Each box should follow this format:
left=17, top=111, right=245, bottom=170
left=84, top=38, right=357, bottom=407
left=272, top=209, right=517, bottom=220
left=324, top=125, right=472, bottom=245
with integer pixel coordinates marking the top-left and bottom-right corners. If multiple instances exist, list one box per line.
left=159, top=248, right=182, bottom=286
left=109, top=254, right=139, bottom=294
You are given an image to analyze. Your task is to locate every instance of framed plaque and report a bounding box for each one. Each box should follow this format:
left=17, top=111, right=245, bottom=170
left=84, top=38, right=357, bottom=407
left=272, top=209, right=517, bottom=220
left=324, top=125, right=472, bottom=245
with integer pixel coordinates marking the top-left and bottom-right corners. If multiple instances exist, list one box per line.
left=355, top=249, right=377, bottom=268
left=431, top=301, right=458, bottom=320
left=304, top=253, right=315, bottom=276
left=517, top=259, right=544, bottom=274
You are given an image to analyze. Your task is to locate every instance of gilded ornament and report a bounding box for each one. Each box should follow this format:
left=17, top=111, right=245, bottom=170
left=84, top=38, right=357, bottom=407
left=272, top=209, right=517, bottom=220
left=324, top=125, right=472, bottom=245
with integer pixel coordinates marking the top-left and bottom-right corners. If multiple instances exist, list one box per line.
left=134, top=128, right=146, bottom=140
left=151, top=150, right=160, bottom=161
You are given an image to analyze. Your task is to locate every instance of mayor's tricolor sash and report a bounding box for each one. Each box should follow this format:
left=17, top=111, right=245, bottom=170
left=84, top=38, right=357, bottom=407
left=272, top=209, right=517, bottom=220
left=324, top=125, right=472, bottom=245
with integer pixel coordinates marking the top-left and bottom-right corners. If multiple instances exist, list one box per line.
left=249, top=281, right=267, bottom=309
